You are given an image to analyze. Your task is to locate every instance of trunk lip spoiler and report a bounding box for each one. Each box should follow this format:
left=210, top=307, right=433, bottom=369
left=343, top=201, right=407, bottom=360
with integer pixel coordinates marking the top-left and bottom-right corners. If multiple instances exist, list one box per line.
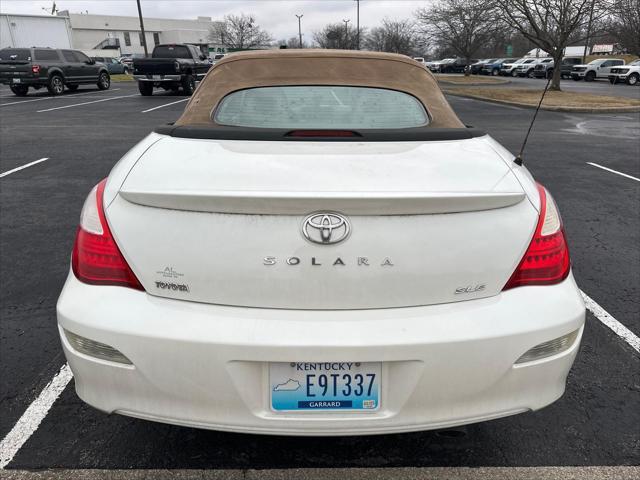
left=117, top=190, right=525, bottom=215
left=153, top=124, right=487, bottom=142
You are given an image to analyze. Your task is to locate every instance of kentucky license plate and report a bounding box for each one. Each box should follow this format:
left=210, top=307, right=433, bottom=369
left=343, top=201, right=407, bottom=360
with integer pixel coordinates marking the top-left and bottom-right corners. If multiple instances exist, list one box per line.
left=270, top=362, right=381, bottom=411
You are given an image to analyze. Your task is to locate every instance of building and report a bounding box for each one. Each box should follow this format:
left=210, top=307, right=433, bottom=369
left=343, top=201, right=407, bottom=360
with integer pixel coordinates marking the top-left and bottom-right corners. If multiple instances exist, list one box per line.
left=0, top=13, right=73, bottom=49
left=591, top=44, right=624, bottom=55
left=58, top=11, right=223, bottom=56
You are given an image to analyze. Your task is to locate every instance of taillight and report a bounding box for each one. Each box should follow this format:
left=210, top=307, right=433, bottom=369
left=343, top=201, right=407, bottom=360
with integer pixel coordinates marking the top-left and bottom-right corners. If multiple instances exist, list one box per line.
left=287, top=130, right=360, bottom=137
left=31, top=64, right=40, bottom=74
left=71, top=179, right=144, bottom=290
left=503, top=184, right=570, bottom=290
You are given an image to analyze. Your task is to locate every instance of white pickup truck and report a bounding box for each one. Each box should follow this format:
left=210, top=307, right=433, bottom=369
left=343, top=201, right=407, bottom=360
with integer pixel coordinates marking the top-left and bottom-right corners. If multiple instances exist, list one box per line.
left=571, top=58, right=625, bottom=81
left=608, top=59, right=640, bottom=85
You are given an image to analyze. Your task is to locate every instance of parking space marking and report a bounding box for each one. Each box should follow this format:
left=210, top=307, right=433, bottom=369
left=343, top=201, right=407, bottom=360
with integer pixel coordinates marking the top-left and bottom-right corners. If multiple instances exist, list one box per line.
left=0, top=158, right=49, bottom=178
left=2, top=466, right=640, bottom=479
left=36, top=94, right=138, bottom=113
left=0, top=88, right=121, bottom=107
left=141, top=98, right=189, bottom=113
left=586, top=162, right=640, bottom=182
left=581, top=291, right=640, bottom=353
left=0, top=364, right=72, bottom=469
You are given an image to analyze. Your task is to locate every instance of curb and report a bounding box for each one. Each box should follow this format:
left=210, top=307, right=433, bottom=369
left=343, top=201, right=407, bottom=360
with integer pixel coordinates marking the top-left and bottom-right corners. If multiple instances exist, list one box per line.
left=443, top=90, right=640, bottom=113
left=436, top=78, right=511, bottom=87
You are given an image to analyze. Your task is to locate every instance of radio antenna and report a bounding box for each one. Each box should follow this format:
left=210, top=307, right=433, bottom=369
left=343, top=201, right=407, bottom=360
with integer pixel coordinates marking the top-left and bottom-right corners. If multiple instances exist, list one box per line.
left=514, top=74, right=553, bottom=166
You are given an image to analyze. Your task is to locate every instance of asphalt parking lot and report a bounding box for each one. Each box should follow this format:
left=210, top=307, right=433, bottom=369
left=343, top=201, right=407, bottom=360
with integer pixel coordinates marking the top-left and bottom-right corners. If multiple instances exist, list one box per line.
left=0, top=79, right=638, bottom=476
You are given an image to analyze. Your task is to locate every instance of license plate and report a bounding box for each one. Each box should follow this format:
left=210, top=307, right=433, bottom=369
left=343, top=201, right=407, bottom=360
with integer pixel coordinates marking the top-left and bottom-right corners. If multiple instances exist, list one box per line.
left=152, top=75, right=162, bottom=80
left=11, top=78, right=21, bottom=84
left=270, top=362, right=381, bottom=411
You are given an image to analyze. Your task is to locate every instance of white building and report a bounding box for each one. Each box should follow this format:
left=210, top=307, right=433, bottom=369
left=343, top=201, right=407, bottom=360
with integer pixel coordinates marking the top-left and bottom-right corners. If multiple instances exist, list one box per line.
left=0, top=13, right=73, bottom=49
left=59, top=11, right=223, bottom=55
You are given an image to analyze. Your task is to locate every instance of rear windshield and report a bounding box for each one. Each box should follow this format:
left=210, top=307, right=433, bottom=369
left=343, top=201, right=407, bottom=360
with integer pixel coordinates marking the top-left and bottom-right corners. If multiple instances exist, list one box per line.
left=153, top=45, right=190, bottom=58
left=0, top=48, right=31, bottom=62
left=214, top=86, right=429, bottom=129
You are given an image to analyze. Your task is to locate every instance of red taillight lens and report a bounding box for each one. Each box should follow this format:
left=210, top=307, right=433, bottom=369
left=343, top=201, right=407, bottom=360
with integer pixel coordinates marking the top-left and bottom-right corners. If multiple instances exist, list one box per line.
left=31, top=65, right=40, bottom=74
left=71, top=179, right=144, bottom=290
left=503, top=184, right=570, bottom=290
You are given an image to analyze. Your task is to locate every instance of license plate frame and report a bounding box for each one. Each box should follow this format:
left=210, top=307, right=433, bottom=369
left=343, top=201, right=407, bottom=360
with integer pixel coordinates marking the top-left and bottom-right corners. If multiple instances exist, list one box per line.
left=151, top=75, right=162, bottom=80
left=11, top=78, right=21, bottom=84
left=269, top=362, right=381, bottom=412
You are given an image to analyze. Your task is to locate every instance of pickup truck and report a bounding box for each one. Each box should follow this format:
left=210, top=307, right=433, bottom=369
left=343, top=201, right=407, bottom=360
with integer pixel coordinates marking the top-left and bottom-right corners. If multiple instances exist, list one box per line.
left=609, top=59, right=640, bottom=85
left=571, top=58, right=625, bottom=82
left=133, top=44, right=210, bottom=96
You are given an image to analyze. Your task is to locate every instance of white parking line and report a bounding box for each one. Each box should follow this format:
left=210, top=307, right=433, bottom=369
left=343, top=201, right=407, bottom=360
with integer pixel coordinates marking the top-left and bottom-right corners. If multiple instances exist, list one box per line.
left=1, top=88, right=121, bottom=107
left=37, top=94, right=138, bottom=113
left=581, top=291, right=640, bottom=353
left=586, top=162, right=640, bottom=182
left=141, top=98, right=189, bottom=113
left=0, top=364, right=72, bottom=469
left=0, top=158, right=49, bottom=178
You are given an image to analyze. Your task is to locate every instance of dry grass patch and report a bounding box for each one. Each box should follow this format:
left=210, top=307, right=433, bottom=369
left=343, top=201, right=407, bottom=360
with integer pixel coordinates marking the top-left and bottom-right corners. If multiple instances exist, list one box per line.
left=110, top=74, right=134, bottom=82
left=444, top=87, right=640, bottom=109
left=435, top=74, right=508, bottom=85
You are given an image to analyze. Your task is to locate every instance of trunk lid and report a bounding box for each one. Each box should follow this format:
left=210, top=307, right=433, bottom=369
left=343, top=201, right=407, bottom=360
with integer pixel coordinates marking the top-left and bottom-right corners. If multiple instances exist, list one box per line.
left=107, top=135, right=537, bottom=309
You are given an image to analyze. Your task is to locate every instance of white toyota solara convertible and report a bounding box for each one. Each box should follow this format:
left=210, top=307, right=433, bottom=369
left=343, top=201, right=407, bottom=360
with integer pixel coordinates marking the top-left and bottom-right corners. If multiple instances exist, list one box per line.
left=57, top=50, right=585, bottom=436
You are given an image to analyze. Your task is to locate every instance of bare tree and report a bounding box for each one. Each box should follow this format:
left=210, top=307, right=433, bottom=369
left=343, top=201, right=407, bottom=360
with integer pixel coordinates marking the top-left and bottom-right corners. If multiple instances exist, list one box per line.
left=415, top=0, right=505, bottom=75
left=364, top=18, right=420, bottom=55
left=313, top=23, right=360, bottom=50
left=607, top=0, right=640, bottom=55
left=495, top=0, right=609, bottom=90
left=209, top=13, right=273, bottom=50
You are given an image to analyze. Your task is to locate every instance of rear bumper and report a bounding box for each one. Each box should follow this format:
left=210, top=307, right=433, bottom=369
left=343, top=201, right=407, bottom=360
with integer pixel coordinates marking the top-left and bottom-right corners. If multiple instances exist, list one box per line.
left=0, top=77, right=42, bottom=86
left=134, top=74, right=182, bottom=82
left=58, top=273, right=585, bottom=436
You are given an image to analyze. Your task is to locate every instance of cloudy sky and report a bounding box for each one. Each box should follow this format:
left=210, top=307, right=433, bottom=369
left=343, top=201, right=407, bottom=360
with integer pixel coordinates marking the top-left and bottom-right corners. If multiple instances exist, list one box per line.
left=2, top=1, right=432, bottom=41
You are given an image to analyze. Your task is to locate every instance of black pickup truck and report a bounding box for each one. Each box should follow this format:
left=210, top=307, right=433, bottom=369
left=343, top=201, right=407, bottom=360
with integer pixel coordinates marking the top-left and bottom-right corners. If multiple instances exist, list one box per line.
left=133, top=44, right=210, bottom=96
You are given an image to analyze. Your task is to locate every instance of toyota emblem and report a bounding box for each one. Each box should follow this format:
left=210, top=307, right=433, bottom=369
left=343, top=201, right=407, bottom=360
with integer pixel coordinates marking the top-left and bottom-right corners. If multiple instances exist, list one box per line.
left=302, top=213, right=351, bottom=245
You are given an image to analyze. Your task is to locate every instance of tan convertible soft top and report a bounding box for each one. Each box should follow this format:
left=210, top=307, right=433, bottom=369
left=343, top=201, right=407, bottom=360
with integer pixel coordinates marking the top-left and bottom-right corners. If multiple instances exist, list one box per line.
left=175, top=49, right=465, bottom=129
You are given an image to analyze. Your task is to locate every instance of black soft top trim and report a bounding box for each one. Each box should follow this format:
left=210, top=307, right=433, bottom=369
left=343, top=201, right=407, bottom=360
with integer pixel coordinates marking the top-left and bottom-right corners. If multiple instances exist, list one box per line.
left=153, top=124, right=486, bottom=142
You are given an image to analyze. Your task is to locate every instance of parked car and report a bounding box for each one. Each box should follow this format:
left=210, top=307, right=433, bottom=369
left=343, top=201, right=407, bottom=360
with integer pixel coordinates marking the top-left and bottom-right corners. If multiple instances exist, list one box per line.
left=0, top=47, right=110, bottom=96
left=515, top=58, right=551, bottom=78
left=133, top=44, right=211, bottom=96
left=481, top=58, right=518, bottom=76
left=532, top=58, right=555, bottom=79
left=210, top=53, right=226, bottom=65
left=92, top=56, right=128, bottom=75
left=558, top=57, right=583, bottom=79
left=500, top=58, right=530, bottom=77
left=119, top=54, right=145, bottom=69
left=608, top=59, right=640, bottom=85
left=428, top=58, right=455, bottom=73
left=571, top=58, right=625, bottom=81
left=413, top=57, right=425, bottom=65
left=59, top=49, right=584, bottom=436
left=469, top=59, right=495, bottom=75
left=438, top=58, right=477, bottom=74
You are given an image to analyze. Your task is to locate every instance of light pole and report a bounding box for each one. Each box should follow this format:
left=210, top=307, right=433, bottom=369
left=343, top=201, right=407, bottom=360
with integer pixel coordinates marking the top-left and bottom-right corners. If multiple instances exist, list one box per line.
left=342, top=19, right=350, bottom=48
left=582, top=0, right=596, bottom=64
left=136, top=0, right=148, bottom=57
left=355, top=0, right=360, bottom=50
left=296, top=14, right=303, bottom=48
